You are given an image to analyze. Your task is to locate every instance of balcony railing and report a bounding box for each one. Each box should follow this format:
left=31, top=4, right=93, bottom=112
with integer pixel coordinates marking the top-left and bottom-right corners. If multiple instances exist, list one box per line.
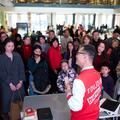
left=14, top=0, right=120, bottom=5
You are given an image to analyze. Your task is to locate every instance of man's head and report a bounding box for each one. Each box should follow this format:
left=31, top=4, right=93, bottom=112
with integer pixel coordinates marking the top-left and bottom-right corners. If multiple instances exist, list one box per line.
left=113, top=28, right=120, bottom=39
left=39, top=35, right=46, bottom=44
left=49, top=30, right=55, bottom=40
left=76, top=45, right=96, bottom=68
left=64, top=29, right=70, bottom=38
left=92, top=30, right=100, bottom=41
left=0, top=32, right=8, bottom=42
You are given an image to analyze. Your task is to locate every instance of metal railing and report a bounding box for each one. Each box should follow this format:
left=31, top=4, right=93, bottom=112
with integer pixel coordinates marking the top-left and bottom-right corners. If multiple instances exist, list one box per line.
left=14, top=0, right=120, bottom=5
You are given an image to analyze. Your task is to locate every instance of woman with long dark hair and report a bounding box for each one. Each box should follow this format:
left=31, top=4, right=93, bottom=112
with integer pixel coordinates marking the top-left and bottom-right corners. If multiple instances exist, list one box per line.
left=63, top=41, right=77, bottom=71
left=93, top=41, right=109, bottom=71
left=28, top=45, right=50, bottom=95
left=0, top=38, right=25, bottom=119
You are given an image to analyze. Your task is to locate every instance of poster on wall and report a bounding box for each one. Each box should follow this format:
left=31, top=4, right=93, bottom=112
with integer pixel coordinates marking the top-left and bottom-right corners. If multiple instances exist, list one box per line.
left=16, top=23, right=28, bottom=38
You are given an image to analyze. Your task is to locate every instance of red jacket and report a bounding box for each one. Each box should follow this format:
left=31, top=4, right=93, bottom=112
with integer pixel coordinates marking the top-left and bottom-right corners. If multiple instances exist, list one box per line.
left=22, top=45, right=32, bottom=62
left=68, top=68, right=102, bottom=120
left=48, top=46, right=62, bottom=70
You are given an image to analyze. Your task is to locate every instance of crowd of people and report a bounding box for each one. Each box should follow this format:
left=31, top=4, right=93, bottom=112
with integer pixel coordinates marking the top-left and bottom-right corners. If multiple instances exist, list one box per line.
left=0, top=24, right=120, bottom=119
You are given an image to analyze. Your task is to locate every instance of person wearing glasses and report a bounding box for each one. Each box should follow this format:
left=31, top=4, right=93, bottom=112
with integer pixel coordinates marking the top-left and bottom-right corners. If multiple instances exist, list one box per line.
left=65, top=44, right=102, bottom=120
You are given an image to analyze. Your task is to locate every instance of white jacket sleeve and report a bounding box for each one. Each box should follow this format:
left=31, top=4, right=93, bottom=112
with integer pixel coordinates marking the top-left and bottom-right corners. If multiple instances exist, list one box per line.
left=68, top=79, right=85, bottom=111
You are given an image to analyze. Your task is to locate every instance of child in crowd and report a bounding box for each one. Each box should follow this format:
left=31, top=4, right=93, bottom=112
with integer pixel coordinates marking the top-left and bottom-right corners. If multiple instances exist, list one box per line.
left=101, top=63, right=114, bottom=98
left=57, top=59, right=77, bottom=93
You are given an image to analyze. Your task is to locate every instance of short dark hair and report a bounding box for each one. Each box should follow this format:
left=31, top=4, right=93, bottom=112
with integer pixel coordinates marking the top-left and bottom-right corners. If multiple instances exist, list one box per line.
left=61, top=59, right=68, bottom=64
left=23, top=35, right=31, bottom=40
left=38, top=35, right=45, bottom=40
left=113, top=28, right=120, bottom=34
left=92, top=30, right=99, bottom=35
left=49, top=30, right=55, bottom=33
left=64, top=29, right=69, bottom=33
left=4, top=38, right=15, bottom=46
left=0, top=32, right=7, bottom=38
left=80, top=44, right=96, bottom=60
left=33, top=44, right=42, bottom=51
left=51, top=37, right=59, bottom=45
left=3, top=38, right=15, bottom=52
left=101, top=62, right=110, bottom=69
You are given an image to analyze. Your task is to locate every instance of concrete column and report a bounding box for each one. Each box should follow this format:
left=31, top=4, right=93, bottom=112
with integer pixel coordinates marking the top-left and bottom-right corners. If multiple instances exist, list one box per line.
left=28, top=12, right=31, bottom=34
left=73, top=13, right=75, bottom=25
left=93, top=14, right=96, bottom=26
left=112, top=14, right=116, bottom=28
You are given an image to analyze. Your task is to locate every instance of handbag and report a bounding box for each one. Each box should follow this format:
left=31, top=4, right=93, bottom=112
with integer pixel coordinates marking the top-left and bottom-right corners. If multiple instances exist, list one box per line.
left=10, top=90, right=23, bottom=120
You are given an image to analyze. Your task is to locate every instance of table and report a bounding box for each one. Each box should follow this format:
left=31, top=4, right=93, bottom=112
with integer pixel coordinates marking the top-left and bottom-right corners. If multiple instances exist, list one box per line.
left=99, top=112, right=120, bottom=120
left=23, top=93, right=70, bottom=120
left=99, top=91, right=120, bottom=120
left=23, top=92, right=120, bottom=120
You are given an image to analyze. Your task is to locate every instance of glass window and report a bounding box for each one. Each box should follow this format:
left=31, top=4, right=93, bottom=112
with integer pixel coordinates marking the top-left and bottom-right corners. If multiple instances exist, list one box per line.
left=107, top=14, right=112, bottom=28
left=115, top=15, right=120, bottom=27
left=101, top=14, right=107, bottom=25
left=20, top=13, right=28, bottom=22
left=31, top=14, right=40, bottom=31
left=66, top=14, right=73, bottom=25
left=90, top=14, right=94, bottom=25
left=84, top=14, right=89, bottom=29
left=95, top=14, right=99, bottom=28
left=56, top=14, right=65, bottom=25
left=39, top=14, right=48, bottom=33
left=75, top=14, right=83, bottom=26
left=6, top=13, right=18, bottom=28
left=12, top=14, right=17, bottom=28
left=31, top=13, right=48, bottom=34
left=56, top=14, right=73, bottom=26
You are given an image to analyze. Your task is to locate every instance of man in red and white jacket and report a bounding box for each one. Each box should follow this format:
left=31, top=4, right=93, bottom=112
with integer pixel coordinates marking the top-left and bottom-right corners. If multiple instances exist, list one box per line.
left=65, top=45, right=102, bottom=120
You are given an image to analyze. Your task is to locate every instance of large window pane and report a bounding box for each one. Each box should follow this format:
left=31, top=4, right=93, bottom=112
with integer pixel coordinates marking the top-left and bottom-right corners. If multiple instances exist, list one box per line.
left=31, top=14, right=48, bottom=34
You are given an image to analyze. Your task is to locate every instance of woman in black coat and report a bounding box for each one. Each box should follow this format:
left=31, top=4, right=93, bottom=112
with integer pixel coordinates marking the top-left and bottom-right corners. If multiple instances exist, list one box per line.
left=0, top=38, right=25, bottom=119
left=28, top=45, right=50, bottom=95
